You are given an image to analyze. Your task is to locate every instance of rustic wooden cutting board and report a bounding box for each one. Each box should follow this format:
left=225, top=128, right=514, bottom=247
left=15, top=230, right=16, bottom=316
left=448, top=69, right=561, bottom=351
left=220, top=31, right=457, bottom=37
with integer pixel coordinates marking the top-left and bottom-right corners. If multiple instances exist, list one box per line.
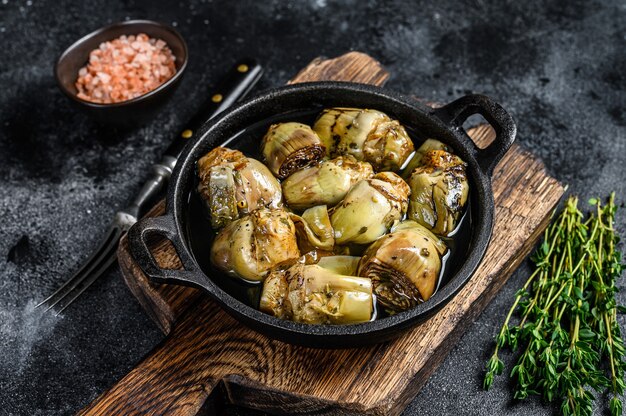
left=80, top=52, right=564, bottom=416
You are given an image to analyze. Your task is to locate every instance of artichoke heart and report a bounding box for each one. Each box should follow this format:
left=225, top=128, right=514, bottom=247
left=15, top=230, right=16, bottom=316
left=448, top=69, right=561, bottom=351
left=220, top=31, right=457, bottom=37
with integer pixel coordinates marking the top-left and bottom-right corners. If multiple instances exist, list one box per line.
left=290, top=205, right=335, bottom=252
left=197, top=147, right=282, bottom=228
left=210, top=208, right=300, bottom=282
left=358, top=220, right=448, bottom=313
left=260, top=263, right=373, bottom=324
left=330, top=171, right=410, bottom=245
left=316, top=255, right=361, bottom=275
left=261, top=122, right=326, bottom=179
left=282, top=155, right=374, bottom=210
left=407, top=144, right=469, bottom=236
left=313, top=108, right=414, bottom=171
left=401, top=138, right=451, bottom=178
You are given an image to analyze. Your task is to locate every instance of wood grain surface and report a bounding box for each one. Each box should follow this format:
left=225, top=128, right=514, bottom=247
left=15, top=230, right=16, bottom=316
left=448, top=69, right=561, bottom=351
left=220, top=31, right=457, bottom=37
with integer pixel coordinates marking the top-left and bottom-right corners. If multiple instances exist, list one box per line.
left=81, top=52, right=564, bottom=416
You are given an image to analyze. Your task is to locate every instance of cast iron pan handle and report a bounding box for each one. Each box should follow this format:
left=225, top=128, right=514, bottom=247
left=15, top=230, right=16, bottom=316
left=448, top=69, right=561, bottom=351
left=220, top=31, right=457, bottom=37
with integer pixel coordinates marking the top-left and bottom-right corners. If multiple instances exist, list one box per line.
left=433, top=94, right=517, bottom=175
left=128, top=215, right=206, bottom=288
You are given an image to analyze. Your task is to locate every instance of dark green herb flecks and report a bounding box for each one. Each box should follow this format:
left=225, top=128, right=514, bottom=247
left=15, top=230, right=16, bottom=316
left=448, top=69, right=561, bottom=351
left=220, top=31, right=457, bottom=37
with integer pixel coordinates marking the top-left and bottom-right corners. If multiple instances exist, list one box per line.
left=484, top=193, right=626, bottom=416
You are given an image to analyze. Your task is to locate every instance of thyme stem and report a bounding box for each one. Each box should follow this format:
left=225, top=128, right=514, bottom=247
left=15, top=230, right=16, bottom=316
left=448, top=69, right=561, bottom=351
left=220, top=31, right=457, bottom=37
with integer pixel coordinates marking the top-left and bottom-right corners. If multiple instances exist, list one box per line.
left=483, top=194, right=626, bottom=416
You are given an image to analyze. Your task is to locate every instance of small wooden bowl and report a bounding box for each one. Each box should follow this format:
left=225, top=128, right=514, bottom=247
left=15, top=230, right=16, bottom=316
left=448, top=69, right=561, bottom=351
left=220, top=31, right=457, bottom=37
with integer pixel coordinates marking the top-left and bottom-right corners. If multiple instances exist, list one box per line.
left=55, top=20, right=188, bottom=126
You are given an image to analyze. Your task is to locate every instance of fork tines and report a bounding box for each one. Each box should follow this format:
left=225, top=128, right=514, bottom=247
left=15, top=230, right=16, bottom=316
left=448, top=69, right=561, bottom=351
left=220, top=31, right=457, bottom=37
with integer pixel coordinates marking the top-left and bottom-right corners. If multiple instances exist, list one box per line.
left=36, top=226, right=123, bottom=315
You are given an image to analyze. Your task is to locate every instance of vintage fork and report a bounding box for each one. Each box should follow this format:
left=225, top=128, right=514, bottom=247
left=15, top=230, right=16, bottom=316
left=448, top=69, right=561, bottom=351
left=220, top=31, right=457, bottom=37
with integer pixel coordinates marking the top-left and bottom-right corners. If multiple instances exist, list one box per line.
left=37, top=59, right=263, bottom=314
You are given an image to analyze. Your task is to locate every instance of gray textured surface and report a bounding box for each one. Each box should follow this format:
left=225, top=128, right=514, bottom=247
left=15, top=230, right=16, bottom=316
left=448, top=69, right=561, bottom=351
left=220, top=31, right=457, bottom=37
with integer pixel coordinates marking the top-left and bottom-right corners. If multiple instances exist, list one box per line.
left=0, top=0, right=624, bottom=415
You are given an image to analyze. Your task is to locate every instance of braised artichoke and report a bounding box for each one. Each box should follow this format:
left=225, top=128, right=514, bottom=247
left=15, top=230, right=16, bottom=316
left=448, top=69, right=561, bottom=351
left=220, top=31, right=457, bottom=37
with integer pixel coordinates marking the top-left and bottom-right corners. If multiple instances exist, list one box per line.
left=407, top=143, right=469, bottom=236
left=358, top=220, right=447, bottom=313
left=290, top=205, right=335, bottom=252
left=282, top=155, right=374, bottom=210
left=316, top=255, right=360, bottom=275
left=259, top=263, right=373, bottom=324
left=330, top=172, right=410, bottom=245
left=261, top=122, right=326, bottom=179
left=197, top=147, right=282, bottom=229
left=313, top=108, right=414, bottom=171
left=210, top=208, right=300, bottom=282
left=401, top=138, right=451, bottom=178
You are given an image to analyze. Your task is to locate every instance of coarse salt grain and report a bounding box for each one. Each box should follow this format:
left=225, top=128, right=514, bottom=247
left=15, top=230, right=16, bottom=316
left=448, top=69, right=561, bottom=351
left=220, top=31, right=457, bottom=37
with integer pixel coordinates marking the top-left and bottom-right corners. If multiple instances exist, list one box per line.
left=75, top=33, right=176, bottom=104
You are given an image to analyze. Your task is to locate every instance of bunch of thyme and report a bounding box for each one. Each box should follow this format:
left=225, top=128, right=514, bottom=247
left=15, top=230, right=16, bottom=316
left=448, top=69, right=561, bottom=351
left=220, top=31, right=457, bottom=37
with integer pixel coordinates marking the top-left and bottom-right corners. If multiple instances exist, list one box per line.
left=484, top=194, right=626, bottom=415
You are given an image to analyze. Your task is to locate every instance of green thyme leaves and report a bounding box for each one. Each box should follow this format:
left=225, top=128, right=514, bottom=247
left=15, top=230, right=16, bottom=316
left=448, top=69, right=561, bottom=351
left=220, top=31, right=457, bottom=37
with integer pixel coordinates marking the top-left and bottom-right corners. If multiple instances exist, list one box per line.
left=484, top=194, right=625, bottom=416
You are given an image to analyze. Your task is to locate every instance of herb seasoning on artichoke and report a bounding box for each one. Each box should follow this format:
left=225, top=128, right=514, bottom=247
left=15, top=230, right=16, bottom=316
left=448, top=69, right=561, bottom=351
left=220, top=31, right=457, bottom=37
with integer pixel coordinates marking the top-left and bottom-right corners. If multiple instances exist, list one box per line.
left=261, top=122, right=326, bottom=179
left=484, top=194, right=626, bottom=416
left=260, top=263, right=374, bottom=324
left=330, top=171, right=410, bottom=245
left=197, top=147, right=282, bottom=229
left=282, top=155, right=374, bottom=210
left=210, top=208, right=300, bottom=282
left=358, top=220, right=448, bottom=313
left=313, top=107, right=414, bottom=172
left=401, top=138, right=451, bottom=177
left=406, top=140, right=469, bottom=236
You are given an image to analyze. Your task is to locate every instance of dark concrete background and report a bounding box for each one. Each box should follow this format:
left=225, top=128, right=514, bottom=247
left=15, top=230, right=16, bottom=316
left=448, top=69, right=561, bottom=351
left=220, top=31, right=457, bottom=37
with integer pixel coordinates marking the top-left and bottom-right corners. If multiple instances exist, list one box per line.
left=0, top=0, right=624, bottom=415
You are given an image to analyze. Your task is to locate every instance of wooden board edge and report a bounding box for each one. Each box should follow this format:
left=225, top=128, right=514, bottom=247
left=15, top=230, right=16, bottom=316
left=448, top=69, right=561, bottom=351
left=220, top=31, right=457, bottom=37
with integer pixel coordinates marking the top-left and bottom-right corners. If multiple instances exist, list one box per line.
left=288, top=51, right=390, bottom=85
left=223, top=375, right=382, bottom=416
left=118, top=237, right=176, bottom=334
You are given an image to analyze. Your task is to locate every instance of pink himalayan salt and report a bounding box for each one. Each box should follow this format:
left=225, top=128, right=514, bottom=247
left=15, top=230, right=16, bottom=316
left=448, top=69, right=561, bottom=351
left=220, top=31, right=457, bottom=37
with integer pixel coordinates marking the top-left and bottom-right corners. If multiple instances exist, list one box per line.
left=75, top=33, right=176, bottom=104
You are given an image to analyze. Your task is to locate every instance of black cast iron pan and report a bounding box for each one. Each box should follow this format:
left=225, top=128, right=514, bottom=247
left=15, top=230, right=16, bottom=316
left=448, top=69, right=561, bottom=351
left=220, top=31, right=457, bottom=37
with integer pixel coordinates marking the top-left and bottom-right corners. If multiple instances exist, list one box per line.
left=128, top=82, right=516, bottom=348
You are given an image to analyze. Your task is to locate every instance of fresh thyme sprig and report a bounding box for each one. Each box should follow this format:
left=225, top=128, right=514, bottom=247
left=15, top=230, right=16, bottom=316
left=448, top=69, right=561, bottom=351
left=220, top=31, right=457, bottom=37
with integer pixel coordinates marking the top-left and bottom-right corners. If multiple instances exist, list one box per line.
left=484, top=194, right=625, bottom=416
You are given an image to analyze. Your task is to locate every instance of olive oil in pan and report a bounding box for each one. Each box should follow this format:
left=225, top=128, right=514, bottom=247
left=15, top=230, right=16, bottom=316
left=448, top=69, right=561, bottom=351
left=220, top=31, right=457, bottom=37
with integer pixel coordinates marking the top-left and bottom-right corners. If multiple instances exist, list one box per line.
left=185, top=109, right=473, bottom=321
left=435, top=201, right=472, bottom=294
